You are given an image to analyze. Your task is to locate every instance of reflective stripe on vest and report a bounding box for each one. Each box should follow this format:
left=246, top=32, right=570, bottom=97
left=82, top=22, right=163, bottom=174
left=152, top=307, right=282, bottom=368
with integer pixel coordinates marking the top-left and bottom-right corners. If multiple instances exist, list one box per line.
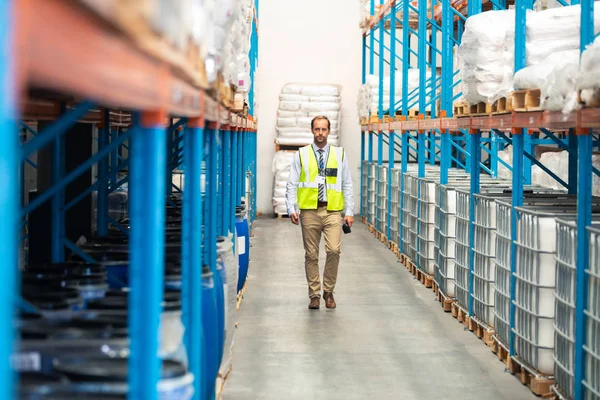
left=298, top=145, right=344, bottom=211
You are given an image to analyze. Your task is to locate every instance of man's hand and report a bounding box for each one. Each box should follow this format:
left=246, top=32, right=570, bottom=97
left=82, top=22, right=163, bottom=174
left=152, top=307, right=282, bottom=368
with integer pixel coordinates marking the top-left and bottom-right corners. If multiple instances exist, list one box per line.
left=290, top=213, right=300, bottom=225
left=344, top=215, right=354, bottom=228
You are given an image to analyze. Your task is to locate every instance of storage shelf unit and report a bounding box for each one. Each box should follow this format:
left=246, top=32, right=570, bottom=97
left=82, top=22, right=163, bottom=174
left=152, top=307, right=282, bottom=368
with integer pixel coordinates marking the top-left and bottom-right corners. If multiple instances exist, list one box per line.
left=359, top=0, right=598, bottom=399
left=1, top=0, right=258, bottom=399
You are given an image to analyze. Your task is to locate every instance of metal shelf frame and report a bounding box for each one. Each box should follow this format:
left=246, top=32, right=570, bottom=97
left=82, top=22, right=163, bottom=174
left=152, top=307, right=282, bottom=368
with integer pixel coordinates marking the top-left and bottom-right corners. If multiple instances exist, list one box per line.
left=1, top=1, right=259, bottom=399
left=360, top=0, right=598, bottom=399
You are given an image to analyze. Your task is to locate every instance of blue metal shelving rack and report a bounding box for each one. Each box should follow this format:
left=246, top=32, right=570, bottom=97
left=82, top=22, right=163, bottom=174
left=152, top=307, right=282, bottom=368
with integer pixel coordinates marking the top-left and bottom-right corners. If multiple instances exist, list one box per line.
left=359, top=0, right=599, bottom=398
left=1, top=1, right=259, bottom=399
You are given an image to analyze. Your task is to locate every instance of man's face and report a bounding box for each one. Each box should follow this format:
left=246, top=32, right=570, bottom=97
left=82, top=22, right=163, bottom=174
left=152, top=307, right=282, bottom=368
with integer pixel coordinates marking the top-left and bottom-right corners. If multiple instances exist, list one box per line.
left=312, top=119, right=330, bottom=146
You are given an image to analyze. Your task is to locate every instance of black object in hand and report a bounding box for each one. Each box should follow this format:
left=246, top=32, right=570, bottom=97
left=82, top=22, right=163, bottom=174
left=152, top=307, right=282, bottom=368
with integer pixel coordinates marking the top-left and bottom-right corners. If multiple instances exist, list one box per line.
left=342, top=223, right=352, bottom=234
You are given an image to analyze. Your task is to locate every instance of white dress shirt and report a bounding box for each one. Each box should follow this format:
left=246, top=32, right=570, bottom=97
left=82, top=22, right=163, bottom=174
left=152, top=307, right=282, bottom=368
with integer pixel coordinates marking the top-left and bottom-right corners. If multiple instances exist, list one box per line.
left=285, top=142, right=354, bottom=216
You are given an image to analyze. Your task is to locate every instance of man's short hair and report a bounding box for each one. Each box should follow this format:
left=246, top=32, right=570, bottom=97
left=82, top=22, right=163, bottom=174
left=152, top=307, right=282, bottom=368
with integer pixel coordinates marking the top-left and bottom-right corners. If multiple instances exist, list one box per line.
left=311, top=115, right=331, bottom=131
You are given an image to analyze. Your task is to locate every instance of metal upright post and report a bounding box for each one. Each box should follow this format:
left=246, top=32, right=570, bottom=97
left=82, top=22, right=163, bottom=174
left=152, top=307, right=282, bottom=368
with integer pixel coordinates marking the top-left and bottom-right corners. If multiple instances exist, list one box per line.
left=97, top=110, right=110, bottom=237
left=52, top=105, right=66, bottom=262
left=510, top=0, right=531, bottom=357
left=418, top=133, right=425, bottom=178
left=402, top=0, right=409, bottom=117
left=388, top=7, right=396, bottom=240
left=509, top=131, right=524, bottom=357
left=231, top=126, right=238, bottom=233
left=441, top=0, right=453, bottom=115
left=111, top=127, right=119, bottom=191
left=208, top=123, right=219, bottom=272
left=182, top=117, right=205, bottom=400
left=523, top=133, right=532, bottom=185
left=568, top=131, right=578, bottom=195
left=418, top=0, right=427, bottom=117
left=0, top=1, right=18, bottom=396
left=223, top=128, right=231, bottom=235
left=468, top=130, right=480, bottom=316
left=377, top=0, right=385, bottom=232
left=361, top=31, right=367, bottom=218
left=490, top=134, right=498, bottom=178
left=574, top=0, right=594, bottom=397
left=128, top=112, right=167, bottom=400
left=400, top=128, right=408, bottom=254
left=370, top=0, right=375, bottom=75
left=361, top=131, right=366, bottom=215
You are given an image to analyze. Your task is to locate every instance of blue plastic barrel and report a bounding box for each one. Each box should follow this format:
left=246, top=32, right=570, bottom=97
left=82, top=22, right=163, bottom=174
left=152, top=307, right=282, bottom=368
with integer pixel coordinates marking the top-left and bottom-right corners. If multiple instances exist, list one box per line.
left=201, top=267, right=218, bottom=399
left=214, top=240, right=226, bottom=365
left=235, top=207, right=250, bottom=292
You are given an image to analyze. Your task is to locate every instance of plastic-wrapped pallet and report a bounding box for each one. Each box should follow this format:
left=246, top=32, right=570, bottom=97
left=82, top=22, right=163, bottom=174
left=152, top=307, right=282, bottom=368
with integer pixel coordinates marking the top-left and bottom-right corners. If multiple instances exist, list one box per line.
left=271, top=151, right=297, bottom=215
left=275, top=83, right=343, bottom=146
left=532, top=150, right=600, bottom=196
left=458, top=10, right=515, bottom=105
left=578, top=35, right=600, bottom=107
left=501, top=5, right=600, bottom=107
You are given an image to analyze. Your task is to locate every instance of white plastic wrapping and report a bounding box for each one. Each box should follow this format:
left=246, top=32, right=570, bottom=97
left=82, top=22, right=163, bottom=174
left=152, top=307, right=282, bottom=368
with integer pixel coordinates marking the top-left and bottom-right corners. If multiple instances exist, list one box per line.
left=540, top=60, right=580, bottom=113
left=459, top=10, right=515, bottom=105
left=513, top=50, right=580, bottom=90
left=578, top=35, right=600, bottom=107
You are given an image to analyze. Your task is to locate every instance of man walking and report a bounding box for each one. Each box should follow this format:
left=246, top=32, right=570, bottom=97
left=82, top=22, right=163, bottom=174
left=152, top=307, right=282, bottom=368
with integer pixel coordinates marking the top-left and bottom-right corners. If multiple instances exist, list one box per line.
left=285, top=115, right=354, bottom=310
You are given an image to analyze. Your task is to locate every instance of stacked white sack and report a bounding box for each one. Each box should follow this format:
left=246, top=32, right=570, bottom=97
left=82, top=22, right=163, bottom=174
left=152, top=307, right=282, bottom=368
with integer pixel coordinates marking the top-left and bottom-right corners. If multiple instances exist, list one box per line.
left=513, top=50, right=580, bottom=90
left=359, top=0, right=372, bottom=25
left=276, top=83, right=343, bottom=146
left=502, top=5, right=600, bottom=109
left=458, top=10, right=515, bottom=106
left=271, top=151, right=297, bottom=215
left=578, top=35, right=600, bottom=107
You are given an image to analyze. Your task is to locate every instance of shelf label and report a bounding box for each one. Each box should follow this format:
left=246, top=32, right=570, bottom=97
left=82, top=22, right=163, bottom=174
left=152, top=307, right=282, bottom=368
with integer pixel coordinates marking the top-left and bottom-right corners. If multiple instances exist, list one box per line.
left=238, top=236, right=246, bottom=255
left=11, top=352, right=41, bottom=372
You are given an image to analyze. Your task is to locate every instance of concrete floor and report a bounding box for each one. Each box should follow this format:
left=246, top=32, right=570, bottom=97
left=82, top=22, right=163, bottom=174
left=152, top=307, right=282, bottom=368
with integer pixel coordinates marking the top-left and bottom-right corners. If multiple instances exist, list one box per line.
left=223, top=218, right=533, bottom=400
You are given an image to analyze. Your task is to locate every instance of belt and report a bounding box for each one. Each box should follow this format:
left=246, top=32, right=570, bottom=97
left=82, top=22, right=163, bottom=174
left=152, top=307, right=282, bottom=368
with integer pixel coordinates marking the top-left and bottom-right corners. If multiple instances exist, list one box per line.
left=318, top=201, right=328, bottom=208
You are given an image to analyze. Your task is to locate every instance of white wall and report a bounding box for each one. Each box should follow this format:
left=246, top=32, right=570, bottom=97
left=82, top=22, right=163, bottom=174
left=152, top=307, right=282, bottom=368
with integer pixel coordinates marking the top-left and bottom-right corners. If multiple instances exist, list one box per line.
left=256, top=0, right=362, bottom=215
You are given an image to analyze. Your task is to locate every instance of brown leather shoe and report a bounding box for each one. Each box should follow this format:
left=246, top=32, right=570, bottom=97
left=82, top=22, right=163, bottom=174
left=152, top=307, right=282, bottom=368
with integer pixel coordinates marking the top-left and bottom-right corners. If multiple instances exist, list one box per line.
left=308, top=297, right=320, bottom=310
left=323, top=292, right=336, bottom=309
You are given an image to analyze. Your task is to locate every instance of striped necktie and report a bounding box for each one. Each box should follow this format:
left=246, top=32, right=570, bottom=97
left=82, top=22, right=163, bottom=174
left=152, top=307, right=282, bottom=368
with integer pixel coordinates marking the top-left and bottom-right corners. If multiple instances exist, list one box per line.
left=318, top=149, right=325, bottom=202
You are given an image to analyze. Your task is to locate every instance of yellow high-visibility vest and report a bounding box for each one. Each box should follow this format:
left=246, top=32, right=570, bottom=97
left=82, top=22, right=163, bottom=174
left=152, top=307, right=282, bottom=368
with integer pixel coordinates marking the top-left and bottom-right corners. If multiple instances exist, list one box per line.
left=297, top=145, right=345, bottom=211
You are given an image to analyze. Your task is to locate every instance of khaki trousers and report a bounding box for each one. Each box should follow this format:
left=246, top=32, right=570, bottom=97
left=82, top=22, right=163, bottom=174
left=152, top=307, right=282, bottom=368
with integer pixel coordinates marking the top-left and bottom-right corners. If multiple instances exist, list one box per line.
left=300, top=206, right=343, bottom=299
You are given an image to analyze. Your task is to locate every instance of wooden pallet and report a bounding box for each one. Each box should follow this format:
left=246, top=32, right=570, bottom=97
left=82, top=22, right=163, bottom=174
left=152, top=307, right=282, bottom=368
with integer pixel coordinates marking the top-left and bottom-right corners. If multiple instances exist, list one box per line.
left=275, top=213, right=289, bottom=219
left=511, top=89, right=541, bottom=112
left=493, top=339, right=555, bottom=398
left=361, top=216, right=367, bottom=224
left=469, top=317, right=496, bottom=349
left=491, top=96, right=513, bottom=114
left=437, top=290, right=454, bottom=313
left=451, top=302, right=473, bottom=330
left=432, top=279, right=439, bottom=296
left=469, top=102, right=490, bottom=116
left=416, top=268, right=433, bottom=288
left=508, top=357, right=555, bottom=398
left=454, top=102, right=469, bottom=117
left=79, top=1, right=209, bottom=90
left=216, top=363, right=233, bottom=400
left=236, top=281, right=248, bottom=311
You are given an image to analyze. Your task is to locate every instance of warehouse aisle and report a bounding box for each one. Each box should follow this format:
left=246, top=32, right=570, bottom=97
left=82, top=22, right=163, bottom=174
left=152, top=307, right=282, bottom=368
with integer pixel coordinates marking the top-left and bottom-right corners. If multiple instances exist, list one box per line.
left=223, top=219, right=533, bottom=400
